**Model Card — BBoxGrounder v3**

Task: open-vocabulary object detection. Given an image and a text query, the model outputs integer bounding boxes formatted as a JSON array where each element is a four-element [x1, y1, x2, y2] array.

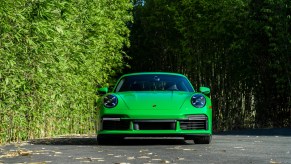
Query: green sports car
[[96, 72, 212, 144]]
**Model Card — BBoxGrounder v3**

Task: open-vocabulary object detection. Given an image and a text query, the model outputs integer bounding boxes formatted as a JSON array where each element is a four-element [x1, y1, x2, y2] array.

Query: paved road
[[0, 128, 290, 164]]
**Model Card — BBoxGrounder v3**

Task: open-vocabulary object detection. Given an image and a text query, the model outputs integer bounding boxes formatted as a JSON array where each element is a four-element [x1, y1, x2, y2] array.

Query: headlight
[[103, 94, 118, 108], [191, 94, 206, 108]]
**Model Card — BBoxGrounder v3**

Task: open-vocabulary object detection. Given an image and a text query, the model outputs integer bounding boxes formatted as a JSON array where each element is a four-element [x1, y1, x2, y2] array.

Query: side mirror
[[199, 87, 210, 94], [97, 87, 108, 95]]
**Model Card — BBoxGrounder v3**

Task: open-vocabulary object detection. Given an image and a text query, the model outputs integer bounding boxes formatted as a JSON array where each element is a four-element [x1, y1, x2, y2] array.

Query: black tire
[[97, 135, 108, 145], [194, 135, 212, 144]]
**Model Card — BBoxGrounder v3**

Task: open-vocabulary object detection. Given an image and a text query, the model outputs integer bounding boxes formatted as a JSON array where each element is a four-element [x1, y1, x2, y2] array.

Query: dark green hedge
[[128, 0, 291, 130]]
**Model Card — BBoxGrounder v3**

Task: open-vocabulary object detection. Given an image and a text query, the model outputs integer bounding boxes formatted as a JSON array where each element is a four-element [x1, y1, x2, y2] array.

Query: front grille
[[102, 120, 130, 130], [133, 120, 176, 130], [180, 115, 208, 130]]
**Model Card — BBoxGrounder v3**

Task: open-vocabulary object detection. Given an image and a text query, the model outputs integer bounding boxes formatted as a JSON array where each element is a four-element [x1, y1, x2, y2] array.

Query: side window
[[115, 79, 125, 92]]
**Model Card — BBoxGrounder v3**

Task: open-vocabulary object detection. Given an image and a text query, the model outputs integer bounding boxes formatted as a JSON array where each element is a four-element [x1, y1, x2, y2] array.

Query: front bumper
[[97, 115, 212, 136]]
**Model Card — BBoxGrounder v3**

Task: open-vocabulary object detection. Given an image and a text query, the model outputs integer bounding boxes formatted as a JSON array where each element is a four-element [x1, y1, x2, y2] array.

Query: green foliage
[[127, 0, 290, 130], [0, 0, 132, 144]]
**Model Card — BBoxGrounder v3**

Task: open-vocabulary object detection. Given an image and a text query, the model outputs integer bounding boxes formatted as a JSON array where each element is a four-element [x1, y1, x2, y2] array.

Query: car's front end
[[96, 72, 212, 144]]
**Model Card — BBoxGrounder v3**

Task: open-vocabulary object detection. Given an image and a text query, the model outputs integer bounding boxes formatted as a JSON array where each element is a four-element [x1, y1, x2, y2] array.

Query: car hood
[[116, 91, 192, 110]]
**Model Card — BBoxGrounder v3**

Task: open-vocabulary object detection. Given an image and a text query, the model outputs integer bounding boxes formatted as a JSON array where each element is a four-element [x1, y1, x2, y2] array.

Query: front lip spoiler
[[97, 134, 211, 138], [133, 120, 177, 123]]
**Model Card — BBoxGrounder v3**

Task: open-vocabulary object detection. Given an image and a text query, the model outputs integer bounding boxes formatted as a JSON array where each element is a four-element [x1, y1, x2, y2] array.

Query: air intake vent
[[133, 120, 176, 130], [180, 115, 208, 130], [102, 120, 130, 130]]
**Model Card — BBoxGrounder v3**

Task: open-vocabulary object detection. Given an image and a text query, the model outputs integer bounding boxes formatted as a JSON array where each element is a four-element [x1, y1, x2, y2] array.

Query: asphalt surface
[[0, 128, 290, 164]]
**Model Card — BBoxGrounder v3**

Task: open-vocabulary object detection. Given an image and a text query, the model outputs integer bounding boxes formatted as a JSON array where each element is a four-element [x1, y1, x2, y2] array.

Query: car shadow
[[100, 138, 190, 146], [216, 128, 291, 136], [29, 137, 190, 146]]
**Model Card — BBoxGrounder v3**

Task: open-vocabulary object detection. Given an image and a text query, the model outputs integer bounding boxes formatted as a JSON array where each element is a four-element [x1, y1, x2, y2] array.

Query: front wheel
[[194, 135, 212, 144], [97, 135, 108, 145]]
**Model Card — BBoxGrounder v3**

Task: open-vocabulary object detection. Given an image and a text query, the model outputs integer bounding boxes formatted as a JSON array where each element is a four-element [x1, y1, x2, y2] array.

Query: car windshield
[[114, 74, 194, 92]]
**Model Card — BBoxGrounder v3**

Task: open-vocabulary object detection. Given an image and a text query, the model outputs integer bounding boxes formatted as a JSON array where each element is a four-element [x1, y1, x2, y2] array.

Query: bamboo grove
[[127, 0, 291, 131], [0, 0, 290, 144], [0, 0, 132, 144]]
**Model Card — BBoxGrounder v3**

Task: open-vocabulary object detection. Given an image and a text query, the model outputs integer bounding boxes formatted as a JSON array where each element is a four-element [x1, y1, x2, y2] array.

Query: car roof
[[120, 72, 187, 78]]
